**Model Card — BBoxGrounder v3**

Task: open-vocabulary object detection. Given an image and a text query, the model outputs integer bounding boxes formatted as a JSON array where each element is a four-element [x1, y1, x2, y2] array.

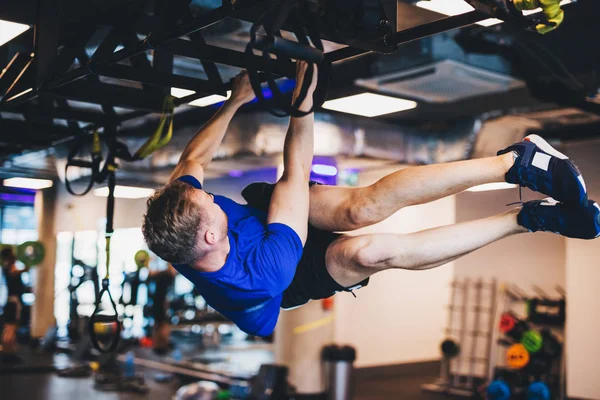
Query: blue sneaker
[[498, 134, 588, 206], [518, 198, 600, 239]]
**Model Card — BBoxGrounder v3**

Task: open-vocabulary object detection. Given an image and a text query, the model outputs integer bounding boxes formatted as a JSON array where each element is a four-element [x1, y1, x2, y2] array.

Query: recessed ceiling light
[[322, 93, 417, 117], [171, 87, 231, 107], [93, 185, 155, 199], [311, 164, 338, 176], [3, 177, 53, 190], [0, 20, 30, 48]]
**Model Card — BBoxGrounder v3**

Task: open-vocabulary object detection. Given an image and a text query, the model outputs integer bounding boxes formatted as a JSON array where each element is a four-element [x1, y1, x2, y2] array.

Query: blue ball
[[487, 380, 511, 400], [528, 381, 551, 400]]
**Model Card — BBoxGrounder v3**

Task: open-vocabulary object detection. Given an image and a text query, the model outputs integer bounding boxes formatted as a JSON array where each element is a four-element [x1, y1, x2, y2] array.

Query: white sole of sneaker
[[524, 134, 568, 160]]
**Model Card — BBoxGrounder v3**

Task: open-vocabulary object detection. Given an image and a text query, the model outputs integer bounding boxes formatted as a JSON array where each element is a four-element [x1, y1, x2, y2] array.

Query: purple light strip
[[0, 193, 36, 204]]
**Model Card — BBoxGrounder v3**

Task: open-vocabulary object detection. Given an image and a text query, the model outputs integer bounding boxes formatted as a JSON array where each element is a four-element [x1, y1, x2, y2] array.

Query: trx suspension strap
[[464, 0, 566, 34], [64, 98, 174, 354], [89, 127, 121, 354], [65, 96, 174, 196], [512, 0, 565, 34], [245, 0, 330, 117]]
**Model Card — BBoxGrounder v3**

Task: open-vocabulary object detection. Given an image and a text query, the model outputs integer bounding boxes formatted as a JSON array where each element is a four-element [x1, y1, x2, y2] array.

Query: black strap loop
[[245, 0, 330, 118], [64, 133, 103, 196], [89, 278, 121, 354]]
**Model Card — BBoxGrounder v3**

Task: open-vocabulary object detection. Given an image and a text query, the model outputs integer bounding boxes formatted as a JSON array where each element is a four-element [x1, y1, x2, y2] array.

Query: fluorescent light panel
[[415, 0, 501, 26], [94, 185, 155, 199], [171, 87, 231, 107], [312, 164, 338, 176], [0, 20, 30, 48], [415, 0, 571, 27], [466, 182, 517, 192], [322, 93, 417, 117], [3, 177, 53, 190]]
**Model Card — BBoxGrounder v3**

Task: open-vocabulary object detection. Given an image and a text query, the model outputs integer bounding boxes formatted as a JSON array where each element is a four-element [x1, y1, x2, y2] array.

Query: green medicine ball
[[134, 250, 150, 269], [17, 241, 45, 267], [521, 330, 543, 353]]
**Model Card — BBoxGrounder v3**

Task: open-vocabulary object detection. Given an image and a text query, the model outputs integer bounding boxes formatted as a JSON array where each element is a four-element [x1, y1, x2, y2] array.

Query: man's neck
[[191, 236, 230, 273]]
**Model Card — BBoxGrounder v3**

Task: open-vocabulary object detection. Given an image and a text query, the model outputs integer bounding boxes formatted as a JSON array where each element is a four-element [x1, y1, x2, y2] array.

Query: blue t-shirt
[[172, 176, 303, 336]]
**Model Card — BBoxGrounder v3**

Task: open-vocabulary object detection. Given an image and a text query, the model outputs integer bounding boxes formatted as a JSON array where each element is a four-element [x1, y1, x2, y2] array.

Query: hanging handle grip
[[89, 278, 121, 354]]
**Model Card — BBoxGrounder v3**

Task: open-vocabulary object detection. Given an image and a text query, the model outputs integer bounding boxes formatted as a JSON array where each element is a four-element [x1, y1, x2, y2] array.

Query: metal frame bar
[[384, 10, 487, 47], [0, 53, 31, 97], [325, 11, 488, 63], [178, 4, 224, 86], [44, 3, 257, 90], [48, 80, 165, 111], [164, 39, 296, 77], [1, 1, 497, 143], [34, 0, 62, 88], [99, 64, 224, 95]]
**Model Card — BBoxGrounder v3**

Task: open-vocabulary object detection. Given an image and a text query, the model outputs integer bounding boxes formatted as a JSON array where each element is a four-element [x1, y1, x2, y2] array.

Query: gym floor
[[0, 339, 447, 399], [0, 368, 444, 400]]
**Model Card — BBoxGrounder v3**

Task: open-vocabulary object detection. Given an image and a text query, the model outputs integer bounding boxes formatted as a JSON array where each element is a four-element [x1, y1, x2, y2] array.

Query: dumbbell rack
[[422, 278, 498, 397], [490, 285, 566, 400]]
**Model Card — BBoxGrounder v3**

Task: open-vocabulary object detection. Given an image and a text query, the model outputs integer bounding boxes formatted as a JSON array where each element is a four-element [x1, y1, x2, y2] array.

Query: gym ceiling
[[0, 0, 599, 181]]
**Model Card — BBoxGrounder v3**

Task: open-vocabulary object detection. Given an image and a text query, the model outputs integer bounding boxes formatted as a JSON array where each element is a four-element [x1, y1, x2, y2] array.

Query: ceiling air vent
[[356, 59, 525, 103]]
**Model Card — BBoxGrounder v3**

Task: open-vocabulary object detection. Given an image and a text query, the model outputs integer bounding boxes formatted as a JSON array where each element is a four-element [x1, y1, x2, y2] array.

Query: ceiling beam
[[48, 80, 165, 111], [45, 4, 244, 90], [164, 39, 296, 78], [99, 64, 224, 95]]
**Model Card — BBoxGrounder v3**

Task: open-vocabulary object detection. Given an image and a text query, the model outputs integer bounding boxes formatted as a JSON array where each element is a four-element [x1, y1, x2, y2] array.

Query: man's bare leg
[[324, 208, 527, 287], [309, 153, 515, 232]]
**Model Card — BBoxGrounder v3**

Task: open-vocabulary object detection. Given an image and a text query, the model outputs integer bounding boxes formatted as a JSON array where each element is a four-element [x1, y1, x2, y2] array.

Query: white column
[[31, 185, 57, 338], [275, 300, 335, 394]]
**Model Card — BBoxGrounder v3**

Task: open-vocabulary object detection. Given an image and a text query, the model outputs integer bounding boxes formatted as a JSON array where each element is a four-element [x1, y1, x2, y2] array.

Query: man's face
[[192, 190, 228, 240]]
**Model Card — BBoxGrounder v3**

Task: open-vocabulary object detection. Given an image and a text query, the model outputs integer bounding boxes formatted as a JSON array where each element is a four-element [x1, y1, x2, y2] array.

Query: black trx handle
[[245, 0, 330, 118], [89, 279, 121, 354], [65, 132, 103, 196], [64, 99, 172, 196], [89, 149, 121, 353]]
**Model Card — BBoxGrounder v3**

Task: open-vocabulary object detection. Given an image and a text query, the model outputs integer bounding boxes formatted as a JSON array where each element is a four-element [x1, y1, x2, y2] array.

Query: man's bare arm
[[267, 62, 318, 244], [169, 71, 255, 183]]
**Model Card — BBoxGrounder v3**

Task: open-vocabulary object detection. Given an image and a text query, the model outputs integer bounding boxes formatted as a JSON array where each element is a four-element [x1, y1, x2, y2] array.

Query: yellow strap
[[514, 0, 540, 10], [105, 235, 111, 280], [156, 114, 173, 148], [514, 0, 564, 34], [92, 130, 101, 154], [134, 96, 174, 160]]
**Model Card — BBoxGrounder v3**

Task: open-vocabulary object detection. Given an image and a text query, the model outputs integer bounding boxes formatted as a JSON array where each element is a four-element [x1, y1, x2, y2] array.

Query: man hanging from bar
[[142, 62, 599, 337]]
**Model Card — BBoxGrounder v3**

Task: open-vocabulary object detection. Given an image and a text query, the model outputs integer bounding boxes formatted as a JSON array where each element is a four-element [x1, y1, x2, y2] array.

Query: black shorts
[[241, 182, 369, 310]]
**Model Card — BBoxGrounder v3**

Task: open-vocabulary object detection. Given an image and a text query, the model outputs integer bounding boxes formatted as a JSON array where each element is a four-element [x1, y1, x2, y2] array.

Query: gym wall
[[454, 138, 600, 398], [454, 188, 566, 291], [563, 139, 600, 400], [54, 186, 149, 233], [335, 166, 456, 368], [453, 187, 566, 378]]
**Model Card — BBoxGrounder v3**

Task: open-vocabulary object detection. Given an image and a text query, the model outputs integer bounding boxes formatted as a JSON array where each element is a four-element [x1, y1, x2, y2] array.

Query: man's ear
[[204, 229, 218, 245]]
